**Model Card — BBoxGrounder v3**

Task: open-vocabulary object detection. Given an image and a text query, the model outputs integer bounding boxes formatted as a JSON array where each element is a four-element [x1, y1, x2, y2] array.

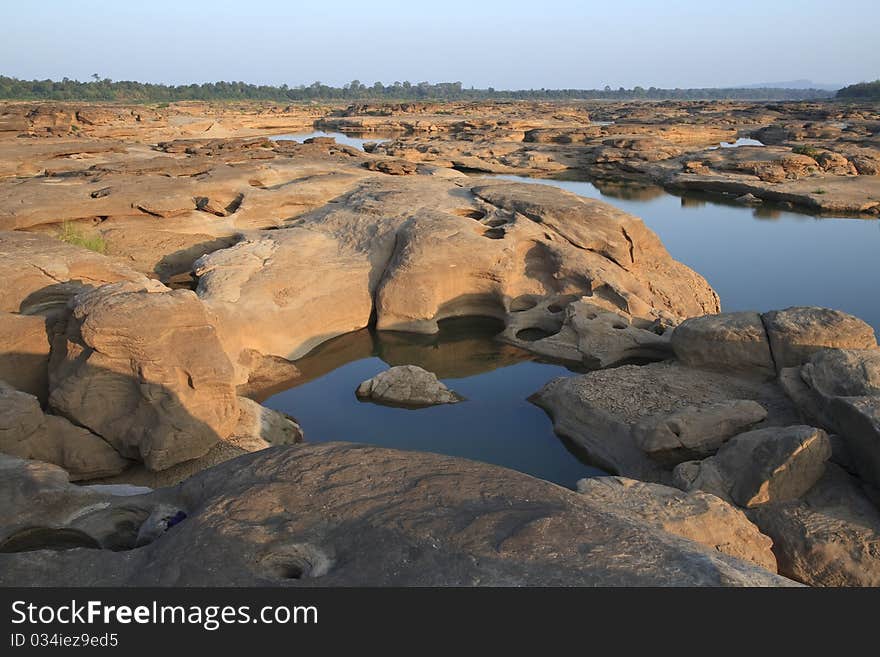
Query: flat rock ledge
[[0, 446, 793, 587], [356, 365, 463, 407]]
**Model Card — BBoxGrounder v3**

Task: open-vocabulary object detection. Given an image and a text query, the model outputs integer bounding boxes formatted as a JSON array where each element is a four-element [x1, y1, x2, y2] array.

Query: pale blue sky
[[3, 0, 877, 89]]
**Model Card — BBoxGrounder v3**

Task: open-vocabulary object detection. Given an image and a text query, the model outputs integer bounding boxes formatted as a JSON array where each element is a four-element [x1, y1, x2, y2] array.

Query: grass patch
[[812, 189, 827, 195], [56, 221, 107, 253], [792, 144, 821, 159]]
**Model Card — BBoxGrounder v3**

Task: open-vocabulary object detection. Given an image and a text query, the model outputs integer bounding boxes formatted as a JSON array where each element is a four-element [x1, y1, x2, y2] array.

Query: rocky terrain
[[1, 99, 878, 587]]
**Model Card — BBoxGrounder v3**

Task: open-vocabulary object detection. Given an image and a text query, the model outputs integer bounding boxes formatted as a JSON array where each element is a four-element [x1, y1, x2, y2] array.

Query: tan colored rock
[[0, 231, 147, 315], [577, 476, 777, 572], [0, 381, 127, 480], [48, 281, 238, 471], [749, 465, 880, 586], [0, 312, 51, 400], [194, 228, 374, 379], [502, 299, 672, 367], [633, 399, 768, 466], [763, 307, 877, 372], [674, 425, 831, 507], [671, 311, 775, 379], [356, 365, 463, 407], [530, 361, 799, 481], [0, 444, 796, 586]]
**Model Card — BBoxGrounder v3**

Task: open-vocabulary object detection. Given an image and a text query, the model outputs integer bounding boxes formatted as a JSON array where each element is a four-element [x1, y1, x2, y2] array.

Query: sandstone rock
[[194, 228, 374, 379], [801, 348, 880, 398], [356, 365, 463, 407], [0, 312, 50, 400], [0, 444, 795, 586], [503, 299, 672, 368], [671, 311, 775, 379], [577, 476, 777, 571], [0, 453, 177, 552], [674, 425, 831, 507], [0, 231, 147, 315], [763, 307, 877, 372], [233, 396, 303, 446], [749, 465, 880, 586], [829, 396, 880, 489], [0, 381, 127, 480], [633, 399, 767, 466], [48, 281, 238, 471], [530, 361, 799, 481]]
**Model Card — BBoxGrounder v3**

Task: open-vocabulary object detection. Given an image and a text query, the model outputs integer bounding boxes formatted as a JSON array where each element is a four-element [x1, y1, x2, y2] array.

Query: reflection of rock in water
[[680, 196, 707, 209], [255, 318, 536, 399], [590, 179, 667, 202]]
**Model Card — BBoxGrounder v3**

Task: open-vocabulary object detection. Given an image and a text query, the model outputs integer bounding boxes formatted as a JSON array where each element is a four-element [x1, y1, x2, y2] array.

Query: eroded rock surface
[[0, 445, 794, 586], [577, 476, 777, 572]]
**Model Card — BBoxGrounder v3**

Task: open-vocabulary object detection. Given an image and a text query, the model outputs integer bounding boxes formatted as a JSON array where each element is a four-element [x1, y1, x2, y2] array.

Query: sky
[[3, 0, 878, 89]]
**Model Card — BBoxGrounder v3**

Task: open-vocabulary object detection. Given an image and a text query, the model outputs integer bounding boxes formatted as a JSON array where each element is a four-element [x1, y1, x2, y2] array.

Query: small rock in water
[[356, 365, 463, 408]]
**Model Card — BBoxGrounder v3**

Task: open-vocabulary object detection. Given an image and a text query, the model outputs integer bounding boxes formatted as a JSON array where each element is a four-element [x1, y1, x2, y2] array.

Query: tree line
[[0, 75, 836, 103], [836, 80, 880, 100]]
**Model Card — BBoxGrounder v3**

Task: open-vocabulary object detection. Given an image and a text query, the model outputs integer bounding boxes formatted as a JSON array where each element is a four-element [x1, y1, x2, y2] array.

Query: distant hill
[[741, 79, 842, 91], [836, 80, 880, 100]]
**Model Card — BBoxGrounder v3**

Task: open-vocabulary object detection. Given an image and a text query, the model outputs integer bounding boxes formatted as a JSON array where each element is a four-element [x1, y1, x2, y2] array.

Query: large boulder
[[749, 465, 880, 586], [577, 476, 777, 572], [356, 365, 463, 407], [0, 444, 795, 586], [48, 281, 238, 471], [194, 228, 374, 381], [530, 361, 800, 481], [763, 307, 877, 372], [671, 311, 775, 379], [673, 425, 831, 507], [778, 349, 880, 488], [0, 381, 127, 480]]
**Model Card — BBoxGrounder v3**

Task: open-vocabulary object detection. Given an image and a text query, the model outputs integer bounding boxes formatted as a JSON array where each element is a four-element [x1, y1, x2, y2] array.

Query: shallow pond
[[269, 130, 397, 150], [261, 319, 604, 488]]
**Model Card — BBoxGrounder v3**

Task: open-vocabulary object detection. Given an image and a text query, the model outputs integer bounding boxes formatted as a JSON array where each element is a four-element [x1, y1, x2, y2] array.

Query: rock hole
[[612, 321, 628, 330], [0, 527, 101, 553], [485, 218, 507, 228], [483, 227, 505, 239], [516, 327, 554, 342], [547, 295, 581, 313], [257, 543, 332, 581], [453, 208, 487, 220], [510, 295, 540, 312]]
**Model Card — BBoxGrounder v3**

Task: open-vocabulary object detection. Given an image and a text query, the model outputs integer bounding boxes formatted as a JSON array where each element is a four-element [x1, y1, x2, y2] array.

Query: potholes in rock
[[483, 227, 506, 240], [485, 218, 508, 228], [510, 295, 541, 312], [0, 527, 101, 553], [547, 295, 581, 314], [257, 543, 333, 581], [516, 327, 555, 342], [453, 208, 487, 220]]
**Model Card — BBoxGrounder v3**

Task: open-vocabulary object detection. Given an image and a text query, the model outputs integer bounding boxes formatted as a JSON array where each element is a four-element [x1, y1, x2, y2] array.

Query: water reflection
[[269, 130, 400, 150], [261, 318, 604, 488]]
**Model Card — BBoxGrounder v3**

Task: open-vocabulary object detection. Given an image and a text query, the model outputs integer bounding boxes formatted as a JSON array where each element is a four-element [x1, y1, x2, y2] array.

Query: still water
[[269, 130, 396, 150], [262, 140, 878, 486], [262, 319, 604, 488]]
